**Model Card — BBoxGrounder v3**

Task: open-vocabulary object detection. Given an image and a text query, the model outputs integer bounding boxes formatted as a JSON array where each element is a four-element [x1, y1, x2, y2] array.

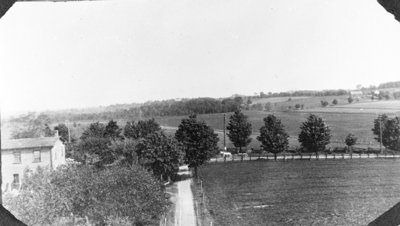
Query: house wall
[[51, 139, 66, 168], [1, 147, 52, 193]]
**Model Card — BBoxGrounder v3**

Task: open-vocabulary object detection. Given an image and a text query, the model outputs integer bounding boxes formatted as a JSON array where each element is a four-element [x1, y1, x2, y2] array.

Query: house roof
[[1, 137, 59, 150]]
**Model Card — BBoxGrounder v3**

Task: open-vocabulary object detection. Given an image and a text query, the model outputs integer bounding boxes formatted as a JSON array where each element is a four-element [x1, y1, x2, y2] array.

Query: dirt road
[[174, 169, 196, 226]]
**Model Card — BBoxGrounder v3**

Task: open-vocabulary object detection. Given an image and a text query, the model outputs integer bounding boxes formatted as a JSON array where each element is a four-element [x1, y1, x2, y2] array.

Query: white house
[[1, 134, 66, 193], [350, 90, 363, 98]]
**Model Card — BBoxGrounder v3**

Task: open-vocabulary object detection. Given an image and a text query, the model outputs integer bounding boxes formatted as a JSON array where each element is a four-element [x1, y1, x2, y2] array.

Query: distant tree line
[[259, 89, 348, 98], [8, 97, 245, 123], [378, 81, 400, 89]]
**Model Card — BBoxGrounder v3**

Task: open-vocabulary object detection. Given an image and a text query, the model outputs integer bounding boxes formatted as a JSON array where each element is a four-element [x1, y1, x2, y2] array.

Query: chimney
[[55, 130, 59, 138]]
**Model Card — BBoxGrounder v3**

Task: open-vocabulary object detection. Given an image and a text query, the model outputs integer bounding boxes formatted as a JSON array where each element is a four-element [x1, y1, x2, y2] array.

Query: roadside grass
[[198, 160, 400, 226]]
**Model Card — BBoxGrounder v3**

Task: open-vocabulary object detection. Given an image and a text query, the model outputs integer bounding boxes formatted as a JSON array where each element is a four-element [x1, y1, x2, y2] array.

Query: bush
[[348, 97, 354, 103], [332, 99, 338, 105], [4, 165, 168, 226], [320, 101, 329, 107]]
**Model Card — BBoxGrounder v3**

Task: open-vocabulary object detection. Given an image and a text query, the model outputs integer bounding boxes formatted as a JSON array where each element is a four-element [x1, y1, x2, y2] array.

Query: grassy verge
[[191, 177, 214, 226]]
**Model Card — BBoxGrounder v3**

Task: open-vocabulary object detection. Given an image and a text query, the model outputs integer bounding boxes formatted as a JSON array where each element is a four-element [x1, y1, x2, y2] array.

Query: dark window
[[12, 174, 20, 190], [33, 150, 41, 162], [13, 151, 21, 164]]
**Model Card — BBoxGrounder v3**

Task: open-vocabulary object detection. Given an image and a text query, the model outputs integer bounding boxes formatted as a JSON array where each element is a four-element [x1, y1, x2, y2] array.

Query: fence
[[210, 152, 400, 163], [192, 178, 214, 226]]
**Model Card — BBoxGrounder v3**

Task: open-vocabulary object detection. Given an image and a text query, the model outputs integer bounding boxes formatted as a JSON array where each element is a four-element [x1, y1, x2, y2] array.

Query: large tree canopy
[[175, 114, 219, 177]]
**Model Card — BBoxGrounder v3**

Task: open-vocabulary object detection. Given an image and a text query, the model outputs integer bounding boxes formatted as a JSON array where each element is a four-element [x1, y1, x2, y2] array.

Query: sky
[[0, 0, 400, 116]]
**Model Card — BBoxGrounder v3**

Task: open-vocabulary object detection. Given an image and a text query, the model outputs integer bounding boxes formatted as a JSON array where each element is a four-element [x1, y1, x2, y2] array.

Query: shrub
[[321, 101, 329, 107], [332, 99, 338, 105], [348, 97, 354, 103]]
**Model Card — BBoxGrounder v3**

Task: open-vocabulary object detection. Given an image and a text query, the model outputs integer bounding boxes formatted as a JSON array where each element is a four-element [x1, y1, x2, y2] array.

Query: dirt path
[[174, 169, 196, 226]]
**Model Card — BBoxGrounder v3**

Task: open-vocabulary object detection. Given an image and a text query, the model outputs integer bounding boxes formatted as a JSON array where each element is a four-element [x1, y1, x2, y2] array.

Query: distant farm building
[[349, 90, 363, 98], [1, 134, 66, 193]]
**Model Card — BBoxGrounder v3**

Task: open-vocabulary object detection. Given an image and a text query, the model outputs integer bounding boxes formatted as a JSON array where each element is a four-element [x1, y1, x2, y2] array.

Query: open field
[[198, 160, 400, 226], [305, 100, 400, 114], [251, 95, 353, 111]]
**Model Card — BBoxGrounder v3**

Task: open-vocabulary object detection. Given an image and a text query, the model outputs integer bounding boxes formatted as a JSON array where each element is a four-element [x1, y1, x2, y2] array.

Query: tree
[[321, 100, 329, 107], [75, 137, 111, 166], [124, 119, 161, 139], [104, 120, 123, 141], [345, 133, 357, 153], [4, 165, 168, 226], [257, 115, 289, 160], [80, 122, 106, 140], [264, 102, 273, 112], [136, 131, 182, 181], [298, 114, 331, 155], [348, 96, 354, 103], [175, 114, 219, 177], [54, 123, 71, 143], [136, 118, 161, 138], [332, 99, 338, 105], [11, 113, 53, 139], [372, 114, 400, 151], [227, 110, 252, 153], [108, 139, 139, 166]]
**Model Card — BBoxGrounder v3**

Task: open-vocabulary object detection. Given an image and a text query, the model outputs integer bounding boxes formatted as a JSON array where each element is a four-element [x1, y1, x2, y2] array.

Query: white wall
[[1, 147, 51, 193]]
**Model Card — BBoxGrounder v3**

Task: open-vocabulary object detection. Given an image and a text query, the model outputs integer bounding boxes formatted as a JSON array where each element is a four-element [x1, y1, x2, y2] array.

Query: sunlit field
[[198, 160, 400, 226]]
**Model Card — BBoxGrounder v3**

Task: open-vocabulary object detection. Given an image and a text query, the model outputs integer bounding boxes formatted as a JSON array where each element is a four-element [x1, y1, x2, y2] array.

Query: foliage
[[4, 165, 168, 226], [332, 99, 338, 105], [372, 114, 400, 151], [345, 133, 357, 147], [75, 137, 112, 166], [124, 118, 161, 139], [321, 100, 329, 107], [54, 123, 73, 143], [80, 122, 106, 140], [298, 114, 331, 154], [175, 114, 219, 177], [227, 110, 252, 152], [378, 81, 400, 89], [257, 115, 289, 159], [136, 131, 182, 180], [104, 120, 123, 141], [11, 113, 53, 139], [348, 97, 354, 103], [378, 91, 391, 100], [108, 139, 139, 166]]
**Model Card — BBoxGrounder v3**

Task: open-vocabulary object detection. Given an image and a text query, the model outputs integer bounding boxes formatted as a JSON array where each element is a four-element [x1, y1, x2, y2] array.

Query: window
[[33, 150, 41, 162], [13, 151, 21, 164], [12, 174, 20, 190]]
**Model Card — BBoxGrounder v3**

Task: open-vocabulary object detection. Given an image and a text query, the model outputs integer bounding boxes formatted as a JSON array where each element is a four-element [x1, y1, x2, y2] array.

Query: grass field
[[198, 160, 400, 226]]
